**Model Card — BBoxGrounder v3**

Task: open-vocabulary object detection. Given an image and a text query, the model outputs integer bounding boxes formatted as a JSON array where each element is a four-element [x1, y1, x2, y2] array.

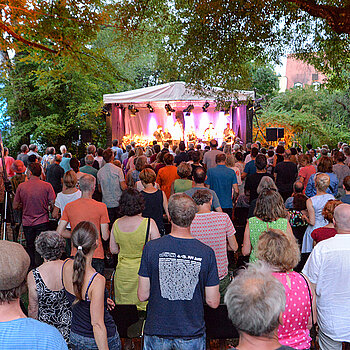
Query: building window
[[312, 73, 319, 81], [294, 82, 303, 88]]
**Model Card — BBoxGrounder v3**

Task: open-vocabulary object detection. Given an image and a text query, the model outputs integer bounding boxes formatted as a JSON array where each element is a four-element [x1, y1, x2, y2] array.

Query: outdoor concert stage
[[103, 82, 254, 146]]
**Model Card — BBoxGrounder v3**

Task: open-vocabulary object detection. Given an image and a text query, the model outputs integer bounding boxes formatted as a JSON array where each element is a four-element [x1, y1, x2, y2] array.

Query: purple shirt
[[14, 177, 55, 226]]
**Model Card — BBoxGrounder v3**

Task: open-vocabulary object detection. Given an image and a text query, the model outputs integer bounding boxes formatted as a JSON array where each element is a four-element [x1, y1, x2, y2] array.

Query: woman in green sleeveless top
[[171, 162, 193, 194], [109, 189, 160, 311], [242, 189, 293, 262]]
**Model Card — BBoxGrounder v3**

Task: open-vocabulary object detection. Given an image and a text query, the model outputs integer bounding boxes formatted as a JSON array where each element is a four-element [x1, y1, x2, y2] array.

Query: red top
[[298, 165, 316, 193], [311, 227, 337, 244], [14, 177, 55, 226], [4, 156, 15, 178]]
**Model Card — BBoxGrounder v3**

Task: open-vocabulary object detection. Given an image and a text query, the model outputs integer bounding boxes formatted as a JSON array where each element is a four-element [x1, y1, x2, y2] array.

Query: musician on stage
[[153, 125, 164, 142], [223, 123, 235, 143], [203, 122, 216, 141], [163, 128, 172, 142], [187, 126, 197, 142]]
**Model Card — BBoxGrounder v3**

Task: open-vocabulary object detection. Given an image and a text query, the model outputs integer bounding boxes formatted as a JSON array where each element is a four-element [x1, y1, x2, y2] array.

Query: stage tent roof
[[103, 81, 254, 104]]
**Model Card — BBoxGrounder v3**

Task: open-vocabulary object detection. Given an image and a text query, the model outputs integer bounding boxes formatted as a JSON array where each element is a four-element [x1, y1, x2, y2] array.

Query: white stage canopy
[[103, 81, 254, 104]]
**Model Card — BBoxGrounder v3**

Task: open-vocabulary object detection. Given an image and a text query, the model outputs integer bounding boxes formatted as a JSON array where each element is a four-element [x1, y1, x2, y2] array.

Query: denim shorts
[[143, 334, 206, 350], [70, 331, 121, 350]]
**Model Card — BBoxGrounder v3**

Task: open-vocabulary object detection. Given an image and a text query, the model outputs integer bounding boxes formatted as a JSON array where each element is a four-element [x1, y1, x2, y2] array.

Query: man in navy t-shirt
[[206, 153, 238, 220], [138, 193, 220, 349]]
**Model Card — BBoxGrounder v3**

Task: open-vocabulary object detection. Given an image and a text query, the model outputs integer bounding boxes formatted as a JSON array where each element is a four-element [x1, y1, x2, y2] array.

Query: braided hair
[[71, 221, 98, 302]]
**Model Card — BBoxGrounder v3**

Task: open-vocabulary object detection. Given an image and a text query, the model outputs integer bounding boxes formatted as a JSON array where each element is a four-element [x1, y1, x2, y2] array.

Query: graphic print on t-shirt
[[159, 252, 202, 301]]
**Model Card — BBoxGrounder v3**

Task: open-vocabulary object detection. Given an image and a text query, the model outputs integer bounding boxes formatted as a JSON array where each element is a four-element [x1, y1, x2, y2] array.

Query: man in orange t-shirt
[[57, 174, 109, 274], [156, 153, 179, 199]]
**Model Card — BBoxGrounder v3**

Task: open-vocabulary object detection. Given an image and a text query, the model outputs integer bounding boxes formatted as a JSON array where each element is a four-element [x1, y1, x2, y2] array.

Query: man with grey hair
[[303, 203, 350, 350], [284, 180, 305, 209], [57, 174, 109, 274], [80, 144, 99, 170], [190, 189, 238, 302], [46, 154, 64, 194], [138, 193, 220, 349], [80, 154, 98, 179], [225, 262, 294, 350], [0, 241, 67, 349]]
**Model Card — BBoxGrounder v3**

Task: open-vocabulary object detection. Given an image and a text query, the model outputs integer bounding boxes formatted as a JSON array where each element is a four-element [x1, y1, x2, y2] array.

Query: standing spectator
[[52, 170, 81, 230], [109, 189, 160, 312], [156, 153, 179, 199], [94, 147, 104, 169], [46, 155, 64, 194], [28, 144, 40, 158], [42, 147, 55, 172], [244, 143, 258, 163], [13, 163, 55, 268], [344, 145, 350, 166], [149, 144, 160, 163], [62, 222, 121, 349], [284, 181, 304, 209], [126, 147, 143, 173], [0, 241, 68, 350], [17, 144, 29, 166], [305, 156, 338, 197], [191, 189, 238, 302], [174, 141, 189, 165], [225, 262, 295, 350], [273, 144, 285, 168], [332, 151, 350, 198], [241, 147, 258, 180], [60, 153, 72, 173], [4, 147, 15, 178], [256, 230, 316, 349], [225, 154, 242, 189], [245, 154, 274, 203], [298, 154, 316, 193], [302, 173, 335, 254], [303, 204, 350, 350], [185, 167, 222, 212], [80, 144, 99, 170], [341, 175, 350, 204], [27, 231, 72, 344], [311, 199, 342, 244], [97, 149, 127, 225], [171, 162, 193, 194], [203, 139, 224, 170], [111, 139, 123, 162], [206, 153, 238, 219], [140, 168, 169, 236], [274, 149, 298, 201], [189, 150, 203, 178], [80, 154, 98, 179], [69, 158, 84, 184], [138, 194, 220, 349], [242, 188, 293, 262], [57, 174, 110, 274], [60, 145, 67, 156]]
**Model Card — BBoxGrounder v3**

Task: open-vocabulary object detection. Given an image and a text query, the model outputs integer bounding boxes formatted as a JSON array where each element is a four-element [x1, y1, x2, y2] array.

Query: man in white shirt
[[302, 203, 350, 350]]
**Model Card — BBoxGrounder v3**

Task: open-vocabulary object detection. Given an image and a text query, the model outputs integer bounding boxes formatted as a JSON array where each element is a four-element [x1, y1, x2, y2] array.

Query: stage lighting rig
[[147, 104, 154, 113], [183, 104, 194, 116], [165, 104, 175, 115], [202, 102, 210, 112], [128, 105, 139, 117]]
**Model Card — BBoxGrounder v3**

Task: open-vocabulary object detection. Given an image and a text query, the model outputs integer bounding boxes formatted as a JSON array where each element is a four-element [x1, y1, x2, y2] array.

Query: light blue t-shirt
[[206, 165, 238, 209], [60, 157, 71, 173], [0, 318, 68, 350]]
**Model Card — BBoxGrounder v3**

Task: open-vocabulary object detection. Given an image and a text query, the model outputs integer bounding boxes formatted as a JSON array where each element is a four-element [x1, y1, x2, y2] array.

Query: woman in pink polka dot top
[[256, 229, 317, 350]]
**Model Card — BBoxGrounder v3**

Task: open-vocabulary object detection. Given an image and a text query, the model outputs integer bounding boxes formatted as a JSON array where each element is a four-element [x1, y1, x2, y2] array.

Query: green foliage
[[255, 86, 350, 148]]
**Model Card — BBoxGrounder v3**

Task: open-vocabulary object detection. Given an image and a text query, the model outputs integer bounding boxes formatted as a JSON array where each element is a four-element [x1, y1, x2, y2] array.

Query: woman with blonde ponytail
[[62, 221, 120, 350]]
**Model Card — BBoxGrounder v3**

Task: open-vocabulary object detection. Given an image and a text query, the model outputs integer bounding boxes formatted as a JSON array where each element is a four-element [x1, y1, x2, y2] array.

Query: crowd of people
[[0, 137, 350, 350]]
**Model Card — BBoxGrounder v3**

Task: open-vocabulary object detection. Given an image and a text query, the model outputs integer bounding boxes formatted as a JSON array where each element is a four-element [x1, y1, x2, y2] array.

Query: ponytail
[[73, 247, 87, 302], [71, 221, 98, 303]]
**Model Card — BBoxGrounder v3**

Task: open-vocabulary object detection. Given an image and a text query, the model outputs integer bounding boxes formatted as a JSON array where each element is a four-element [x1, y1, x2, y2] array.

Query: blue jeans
[[70, 331, 121, 350], [143, 334, 206, 350]]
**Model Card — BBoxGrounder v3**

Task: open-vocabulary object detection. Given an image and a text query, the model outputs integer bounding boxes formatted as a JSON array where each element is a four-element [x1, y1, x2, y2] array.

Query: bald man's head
[[334, 204, 350, 233]]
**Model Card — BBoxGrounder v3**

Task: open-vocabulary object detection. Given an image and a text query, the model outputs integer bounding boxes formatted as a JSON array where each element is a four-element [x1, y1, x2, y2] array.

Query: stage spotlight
[[183, 104, 194, 113], [128, 105, 139, 117], [165, 104, 175, 115], [202, 102, 210, 112], [147, 104, 154, 113]]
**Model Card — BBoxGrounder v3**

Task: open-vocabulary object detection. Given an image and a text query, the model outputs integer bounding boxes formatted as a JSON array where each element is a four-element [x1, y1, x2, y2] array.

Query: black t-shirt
[[46, 163, 64, 194], [274, 161, 298, 193], [174, 152, 189, 165], [245, 172, 274, 203]]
